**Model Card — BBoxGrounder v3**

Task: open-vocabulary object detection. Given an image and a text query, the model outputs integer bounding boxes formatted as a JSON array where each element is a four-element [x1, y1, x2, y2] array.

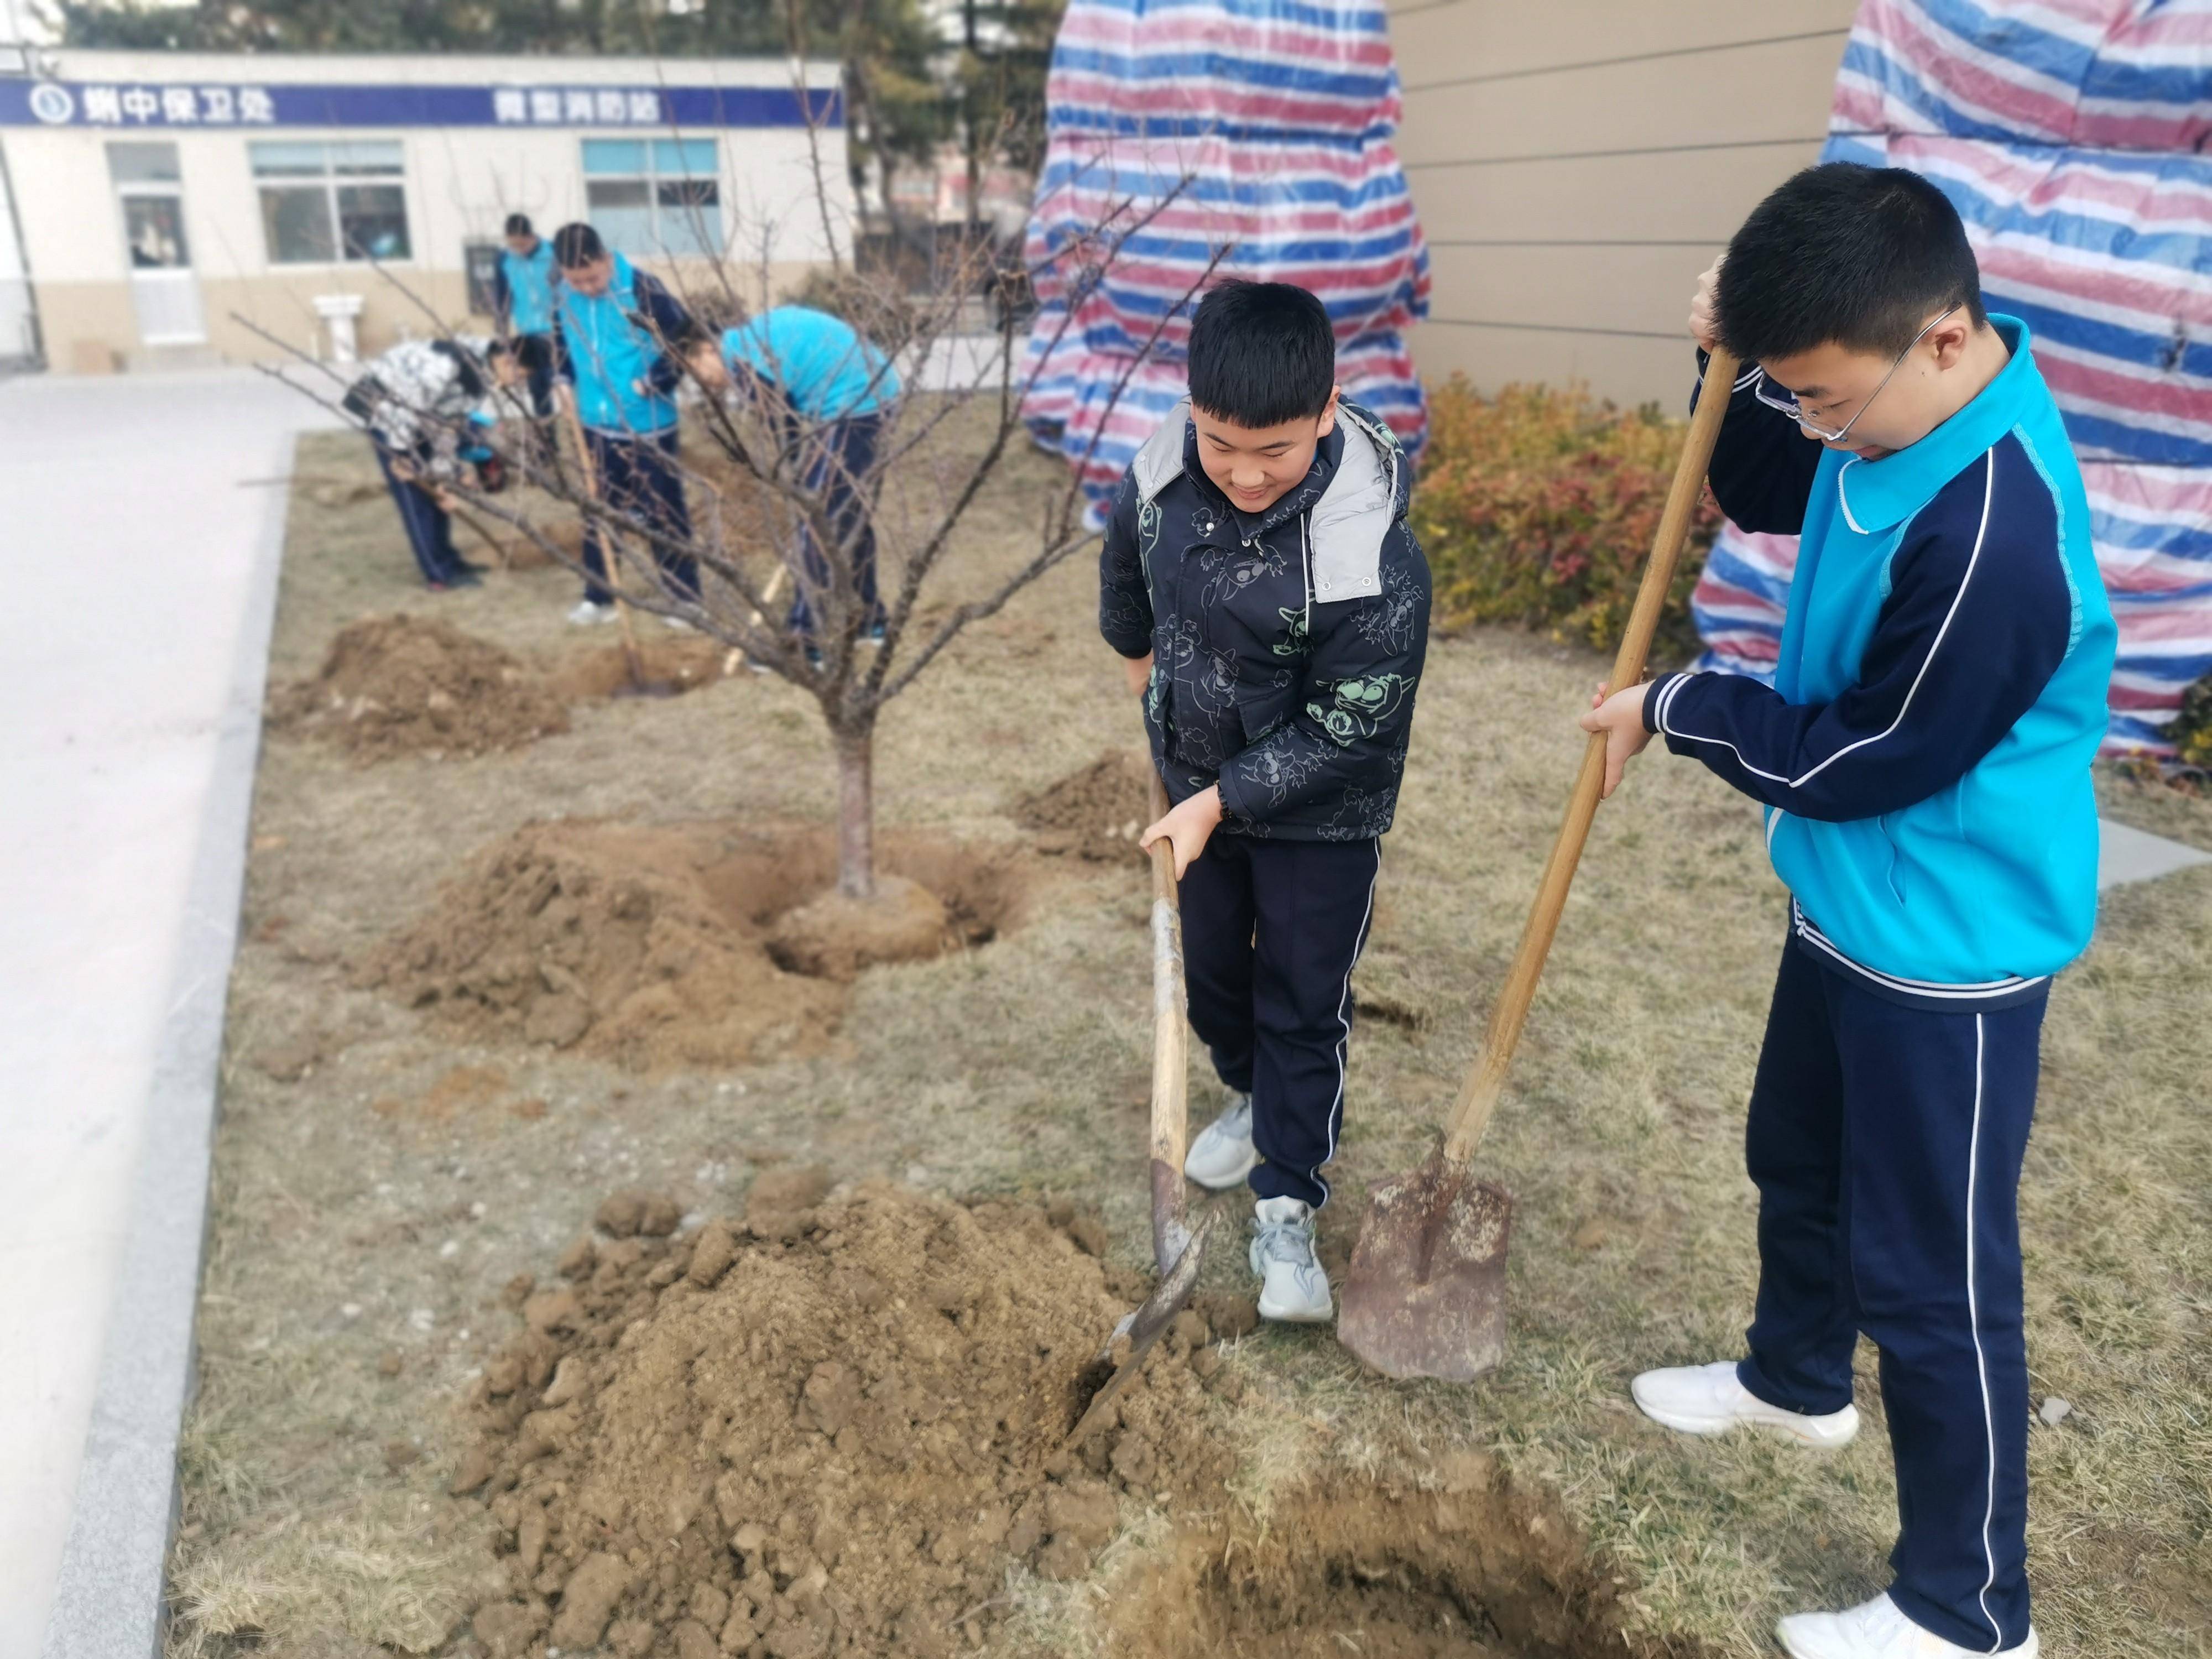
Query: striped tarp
[[1689, 0, 2212, 754], [1017, 0, 1431, 510]]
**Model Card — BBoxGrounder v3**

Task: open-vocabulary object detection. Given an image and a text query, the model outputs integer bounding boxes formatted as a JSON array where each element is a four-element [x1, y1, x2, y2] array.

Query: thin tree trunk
[[833, 724, 876, 900]]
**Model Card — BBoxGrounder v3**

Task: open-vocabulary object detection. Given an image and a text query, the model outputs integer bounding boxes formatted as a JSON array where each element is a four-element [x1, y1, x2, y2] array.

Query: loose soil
[[547, 637, 741, 703], [359, 818, 1030, 1071], [457, 1181, 1238, 1659], [271, 615, 739, 763], [1013, 749, 1156, 862], [270, 615, 571, 761]]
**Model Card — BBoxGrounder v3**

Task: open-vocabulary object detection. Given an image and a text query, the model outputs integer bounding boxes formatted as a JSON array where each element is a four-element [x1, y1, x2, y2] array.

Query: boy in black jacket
[[1100, 281, 1431, 1323]]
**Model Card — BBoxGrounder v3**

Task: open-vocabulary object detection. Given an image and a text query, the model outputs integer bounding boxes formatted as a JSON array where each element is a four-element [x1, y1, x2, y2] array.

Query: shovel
[[562, 399, 679, 698], [1068, 774, 1217, 1444], [1337, 346, 1741, 1383]]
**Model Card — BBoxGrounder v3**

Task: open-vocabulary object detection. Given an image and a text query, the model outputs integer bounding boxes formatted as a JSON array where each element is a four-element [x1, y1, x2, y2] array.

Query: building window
[[582, 139, 721, 259], [250, 140, 411, 265]]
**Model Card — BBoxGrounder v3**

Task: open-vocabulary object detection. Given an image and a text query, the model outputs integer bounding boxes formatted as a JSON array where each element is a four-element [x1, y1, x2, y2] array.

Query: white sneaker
[[1250, 1197, 1332, 1323], [1630, 1360, 1859, 1448], [567, 600, 617, 626], [1778, 1593, 2037, 1658], [1184, 1094, 1257, 1190]]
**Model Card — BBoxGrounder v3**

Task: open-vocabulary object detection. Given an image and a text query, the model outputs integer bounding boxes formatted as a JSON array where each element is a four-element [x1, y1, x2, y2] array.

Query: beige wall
[[1391, 0, 1860, 407]]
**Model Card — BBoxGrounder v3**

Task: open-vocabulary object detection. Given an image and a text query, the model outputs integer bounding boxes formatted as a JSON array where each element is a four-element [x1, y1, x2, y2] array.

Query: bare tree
[[269, 119, 1217, 907]]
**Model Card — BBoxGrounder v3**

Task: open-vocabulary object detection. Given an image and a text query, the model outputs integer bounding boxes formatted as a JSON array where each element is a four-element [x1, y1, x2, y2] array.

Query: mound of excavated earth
[[455, 1178, 1248, 1658], [1014, 750, 1156, 861], [269, 614, 570, 760]]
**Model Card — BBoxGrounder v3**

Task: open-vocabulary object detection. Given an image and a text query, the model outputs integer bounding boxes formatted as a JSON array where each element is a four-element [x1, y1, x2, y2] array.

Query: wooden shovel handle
[[1145, 775, 1192, 1274], [561, 396, 646, 672], [1439, 348, 1739, 1169]]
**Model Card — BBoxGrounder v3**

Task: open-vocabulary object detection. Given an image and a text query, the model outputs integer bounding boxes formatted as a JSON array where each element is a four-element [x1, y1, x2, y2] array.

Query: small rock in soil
[[254, 1036, 322, 1083], [548, 1552, 632, 1648]]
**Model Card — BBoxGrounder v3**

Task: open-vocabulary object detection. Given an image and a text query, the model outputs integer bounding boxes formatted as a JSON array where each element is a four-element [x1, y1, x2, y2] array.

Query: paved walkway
[[0, 368, 336, 1659]]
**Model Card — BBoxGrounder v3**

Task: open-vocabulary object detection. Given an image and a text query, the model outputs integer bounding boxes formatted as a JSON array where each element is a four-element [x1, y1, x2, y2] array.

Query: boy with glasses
[[1582, 163, 2115, 1658]]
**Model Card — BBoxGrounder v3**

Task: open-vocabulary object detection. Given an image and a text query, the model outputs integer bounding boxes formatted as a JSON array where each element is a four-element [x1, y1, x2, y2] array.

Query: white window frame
[[581, 137, 724, 260], [249, 139, 415, 268]]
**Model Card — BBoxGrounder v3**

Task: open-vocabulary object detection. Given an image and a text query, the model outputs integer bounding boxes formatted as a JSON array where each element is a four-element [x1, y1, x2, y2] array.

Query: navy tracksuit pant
[[1741, 940, 2046, 1652], [374, 440, 466, 587], [784, 410, 887, 640], [1177, 832, 1379, 1209], [581, 427, 698, 607], [512, 331, 555, 420]]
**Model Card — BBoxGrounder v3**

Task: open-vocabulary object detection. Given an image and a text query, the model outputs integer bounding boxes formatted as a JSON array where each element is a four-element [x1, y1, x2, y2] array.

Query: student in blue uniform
[[492, 212, 557, 425], [1582, 163, 2116, 1659], [547, 222, 700, 624], [686, 304, 901, 644]]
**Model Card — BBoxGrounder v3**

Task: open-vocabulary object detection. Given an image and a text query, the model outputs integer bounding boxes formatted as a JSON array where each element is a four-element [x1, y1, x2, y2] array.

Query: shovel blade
[[1337, 1168, 1512, 1383], [1065, 1208, 1215, 1447]]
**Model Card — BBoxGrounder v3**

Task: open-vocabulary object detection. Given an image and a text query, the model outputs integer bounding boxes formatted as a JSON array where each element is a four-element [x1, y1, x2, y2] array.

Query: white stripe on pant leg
[[1312, 838, 1382, 1209], [1966, 1013, 2003, 1651]]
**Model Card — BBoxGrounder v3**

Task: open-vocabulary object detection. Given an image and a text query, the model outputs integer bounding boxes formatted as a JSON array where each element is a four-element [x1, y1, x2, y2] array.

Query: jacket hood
[[1129, 397, 1407, 603]]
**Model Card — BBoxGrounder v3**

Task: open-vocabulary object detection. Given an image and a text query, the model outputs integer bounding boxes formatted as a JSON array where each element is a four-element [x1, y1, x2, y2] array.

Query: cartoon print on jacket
[[1098, 399, 1432, 842]]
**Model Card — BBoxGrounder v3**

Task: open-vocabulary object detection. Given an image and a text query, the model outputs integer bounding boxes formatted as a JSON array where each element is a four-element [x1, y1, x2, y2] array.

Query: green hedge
[[1410, 376, 1723, 665]]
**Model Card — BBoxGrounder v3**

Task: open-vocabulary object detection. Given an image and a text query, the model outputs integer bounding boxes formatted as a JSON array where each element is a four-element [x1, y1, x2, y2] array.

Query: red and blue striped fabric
[[1017, 0, 1431, 511], [1691, 0, 2212, 753]]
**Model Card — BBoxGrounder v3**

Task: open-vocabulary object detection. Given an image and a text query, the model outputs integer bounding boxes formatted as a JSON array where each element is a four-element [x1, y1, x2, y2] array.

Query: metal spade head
[[1336, 1166, 1512, 1383], [1065, 1207, 1216, 1447]]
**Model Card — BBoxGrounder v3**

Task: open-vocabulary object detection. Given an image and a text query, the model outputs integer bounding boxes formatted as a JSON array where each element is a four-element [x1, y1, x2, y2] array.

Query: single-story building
[[0, 49, 851, 373]]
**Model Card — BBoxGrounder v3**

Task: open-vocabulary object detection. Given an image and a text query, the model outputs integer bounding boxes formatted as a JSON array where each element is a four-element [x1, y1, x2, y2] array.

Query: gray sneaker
[[1184, 1093, 1257, 1190], [1249, 1197, 1332, 1323]]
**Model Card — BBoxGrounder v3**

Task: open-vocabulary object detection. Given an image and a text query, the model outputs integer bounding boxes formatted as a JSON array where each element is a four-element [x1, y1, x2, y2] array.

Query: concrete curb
[[2099, 817, 2212, 890], [38, 437, 298, 1659]]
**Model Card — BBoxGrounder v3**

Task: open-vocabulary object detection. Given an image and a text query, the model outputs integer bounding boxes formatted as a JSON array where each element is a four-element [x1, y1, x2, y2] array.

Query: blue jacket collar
[[1833, 315, 2039, 535]]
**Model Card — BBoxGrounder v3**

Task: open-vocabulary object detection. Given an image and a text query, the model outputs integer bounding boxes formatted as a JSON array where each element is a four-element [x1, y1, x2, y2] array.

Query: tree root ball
[[765, 875, 951, 981]]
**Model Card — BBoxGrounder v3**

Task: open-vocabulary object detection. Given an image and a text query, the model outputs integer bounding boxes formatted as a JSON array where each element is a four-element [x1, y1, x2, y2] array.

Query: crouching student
[[347, 335, 517, 590], [1581, 163, 2116, 1659], [685, 303, 901, 645], [1100, 280, 1431, 1323], [548, 221, 700, 624]]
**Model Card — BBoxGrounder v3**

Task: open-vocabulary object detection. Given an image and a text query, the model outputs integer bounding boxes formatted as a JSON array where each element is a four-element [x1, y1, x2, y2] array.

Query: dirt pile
[[270, 614, 570, 760], [363, 821, 1031, 1070], [550, 635, 738, 702], [1015, 750, 1156, 860], [361, 821, 843, 1071], [455, 1180, 1241, 1659]]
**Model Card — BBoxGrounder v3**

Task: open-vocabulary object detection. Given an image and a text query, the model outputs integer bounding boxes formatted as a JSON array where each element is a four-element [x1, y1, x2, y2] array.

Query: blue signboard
[[0, 78, 841, 129]]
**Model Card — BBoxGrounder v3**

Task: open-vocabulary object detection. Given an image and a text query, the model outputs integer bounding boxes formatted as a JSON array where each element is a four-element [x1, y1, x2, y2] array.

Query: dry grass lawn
[[170, 419, 2212, 1658]]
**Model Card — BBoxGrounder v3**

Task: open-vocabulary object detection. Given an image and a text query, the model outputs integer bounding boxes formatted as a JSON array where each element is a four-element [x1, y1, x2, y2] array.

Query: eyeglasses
[[1751, 305, 1959, 444]]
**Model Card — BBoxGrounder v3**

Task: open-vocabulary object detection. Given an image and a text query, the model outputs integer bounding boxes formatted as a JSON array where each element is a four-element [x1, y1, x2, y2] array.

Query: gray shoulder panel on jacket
[[1310, 402, 1398, 603], [1133, 399, 1191, 503]]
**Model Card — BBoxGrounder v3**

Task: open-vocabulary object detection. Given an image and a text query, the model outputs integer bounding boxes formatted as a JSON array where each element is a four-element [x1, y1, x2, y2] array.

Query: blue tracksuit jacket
[[1645, 316, 2116, 1000], [550, 253, 691, 437], [494, 239, 556, 337]]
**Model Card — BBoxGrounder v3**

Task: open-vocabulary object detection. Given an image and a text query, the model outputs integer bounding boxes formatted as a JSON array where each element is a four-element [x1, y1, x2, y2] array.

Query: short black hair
[[551, 221, 605, 269], [504, 212, 534, 238], [1717, 163, 1986, 363], [1186, 280, 1335, 426]]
